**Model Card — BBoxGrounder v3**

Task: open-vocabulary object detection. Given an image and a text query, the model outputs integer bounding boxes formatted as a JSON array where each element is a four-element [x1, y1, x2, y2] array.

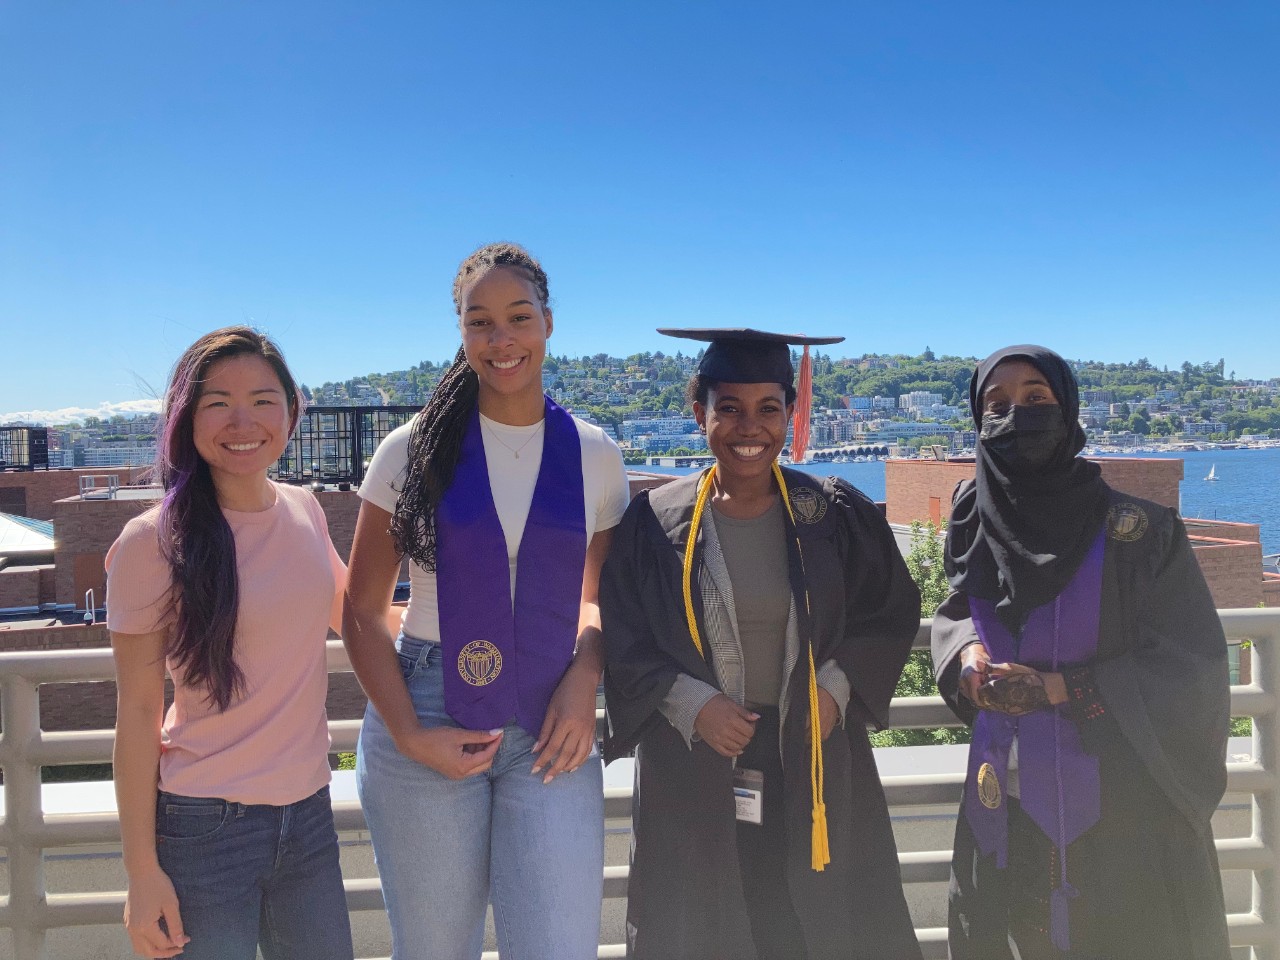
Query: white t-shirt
[[360, 411, 629, 641]]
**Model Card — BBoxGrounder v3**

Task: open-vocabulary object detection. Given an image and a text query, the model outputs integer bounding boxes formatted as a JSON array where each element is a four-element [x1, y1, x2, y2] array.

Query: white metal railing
[[76, 475, 119, 500], [1, 609, 1277, 959]]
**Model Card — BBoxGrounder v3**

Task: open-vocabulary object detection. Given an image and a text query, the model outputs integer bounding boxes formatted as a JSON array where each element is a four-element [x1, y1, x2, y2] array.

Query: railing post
[[1, 674, 48, 960], [1255, 622, 1280, 960]]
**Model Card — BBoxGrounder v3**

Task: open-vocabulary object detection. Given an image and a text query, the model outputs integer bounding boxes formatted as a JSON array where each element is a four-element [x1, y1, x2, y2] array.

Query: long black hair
[[389, 242, 550, 570], [156, 325, 301, 710]]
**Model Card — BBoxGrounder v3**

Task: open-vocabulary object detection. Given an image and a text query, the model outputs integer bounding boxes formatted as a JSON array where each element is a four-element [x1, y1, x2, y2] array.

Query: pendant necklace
[[482, 418, 545, 460]]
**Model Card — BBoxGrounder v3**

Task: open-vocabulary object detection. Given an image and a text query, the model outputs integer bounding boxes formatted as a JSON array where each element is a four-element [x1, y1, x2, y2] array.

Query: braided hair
[[390, 242, 551, 569]]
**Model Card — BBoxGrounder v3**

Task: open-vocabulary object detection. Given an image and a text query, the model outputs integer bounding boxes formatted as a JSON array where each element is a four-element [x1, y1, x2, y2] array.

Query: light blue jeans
[[357, 635, 604, 960]]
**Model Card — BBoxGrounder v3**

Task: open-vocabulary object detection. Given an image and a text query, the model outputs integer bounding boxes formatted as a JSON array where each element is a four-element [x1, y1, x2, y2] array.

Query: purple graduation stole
[[963, 531, 1105, 952], [435, 397, 586, 736]]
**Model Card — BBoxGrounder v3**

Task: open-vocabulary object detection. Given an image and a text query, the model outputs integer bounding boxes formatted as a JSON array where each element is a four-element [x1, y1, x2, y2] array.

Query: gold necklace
[[482, 418, 544, 459]]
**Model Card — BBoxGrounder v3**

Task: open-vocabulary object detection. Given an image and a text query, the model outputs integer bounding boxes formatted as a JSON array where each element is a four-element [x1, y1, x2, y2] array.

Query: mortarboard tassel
[[773, 462, 829, 871], [807, 642, 831, 871], [791, 345, 813, 464]]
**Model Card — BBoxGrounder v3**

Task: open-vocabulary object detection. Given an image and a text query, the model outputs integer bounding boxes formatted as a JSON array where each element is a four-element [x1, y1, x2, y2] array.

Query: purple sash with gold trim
[[964, 531, 1105, 951], [435, 397, 586, 736]]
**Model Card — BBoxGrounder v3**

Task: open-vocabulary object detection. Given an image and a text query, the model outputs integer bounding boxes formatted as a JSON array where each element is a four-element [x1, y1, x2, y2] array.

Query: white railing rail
[[76, 475, 120, 500], [1, 608, 1277, 959]]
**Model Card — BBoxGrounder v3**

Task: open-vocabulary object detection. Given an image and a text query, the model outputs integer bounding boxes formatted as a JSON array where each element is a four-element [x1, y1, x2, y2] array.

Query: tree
[[904, 520, 949, 616]]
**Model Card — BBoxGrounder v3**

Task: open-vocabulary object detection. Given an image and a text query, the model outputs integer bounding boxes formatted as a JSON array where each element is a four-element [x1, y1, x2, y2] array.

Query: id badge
[[733, 768, 764, 825]]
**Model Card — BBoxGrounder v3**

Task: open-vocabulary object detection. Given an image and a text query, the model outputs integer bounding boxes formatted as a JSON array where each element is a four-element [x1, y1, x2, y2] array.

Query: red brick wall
[[1184, 519, 1261, 543], [1189, 538, 1264, 608], [0, 622, 112, 650], [885, 457, 1184, 526], [314, 489, 361, 561], [0, 565, 49, 608], [1263, 573, 1280, 609], [53, 495, 159, 605], [0, 467, 148, 521], [1093, 458, 1183, 508], [315, 487, 411, 580], [884, 461, 974, 526]]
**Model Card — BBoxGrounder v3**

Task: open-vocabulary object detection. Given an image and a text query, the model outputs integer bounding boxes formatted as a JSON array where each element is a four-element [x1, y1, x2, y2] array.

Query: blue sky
[[2, 1, 1277, 422]]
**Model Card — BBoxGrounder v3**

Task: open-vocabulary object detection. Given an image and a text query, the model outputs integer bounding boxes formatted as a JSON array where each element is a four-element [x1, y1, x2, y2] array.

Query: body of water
[[639, 447, 1280, 556]]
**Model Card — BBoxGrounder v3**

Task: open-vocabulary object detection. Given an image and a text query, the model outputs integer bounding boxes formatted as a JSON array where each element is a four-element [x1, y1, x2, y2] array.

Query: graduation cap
[[658, 328, 845, 384]]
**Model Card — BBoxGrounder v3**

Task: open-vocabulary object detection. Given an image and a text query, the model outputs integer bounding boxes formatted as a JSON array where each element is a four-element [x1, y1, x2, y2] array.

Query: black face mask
[[980, 404, 1068, 471]]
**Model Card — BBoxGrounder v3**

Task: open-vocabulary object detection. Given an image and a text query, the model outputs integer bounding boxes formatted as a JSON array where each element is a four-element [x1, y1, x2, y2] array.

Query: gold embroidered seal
[[1106, 502, 1149, 542], [457, 640, 503, 687], [977, 762, 1002, 810], [788, 486, 828, 524]]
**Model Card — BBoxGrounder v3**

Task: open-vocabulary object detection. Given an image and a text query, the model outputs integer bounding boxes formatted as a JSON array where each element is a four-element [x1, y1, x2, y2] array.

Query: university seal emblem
[[977, 762, 1002, 810], [789, 486, 828, 525], [1106, 502, 1149, 542], [457, 640, 503, 687]]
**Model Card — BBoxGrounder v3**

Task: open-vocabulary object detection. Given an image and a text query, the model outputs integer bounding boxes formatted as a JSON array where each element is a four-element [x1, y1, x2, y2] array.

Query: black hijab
[[944, 345, 1110, 624]]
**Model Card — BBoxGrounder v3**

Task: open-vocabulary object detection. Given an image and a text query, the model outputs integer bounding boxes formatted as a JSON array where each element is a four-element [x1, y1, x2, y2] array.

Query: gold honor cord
[[680, 463, 831, 871]]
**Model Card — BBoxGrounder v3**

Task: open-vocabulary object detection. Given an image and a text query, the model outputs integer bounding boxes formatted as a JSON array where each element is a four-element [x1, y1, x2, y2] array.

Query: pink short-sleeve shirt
[[106, 482, 344, 805]]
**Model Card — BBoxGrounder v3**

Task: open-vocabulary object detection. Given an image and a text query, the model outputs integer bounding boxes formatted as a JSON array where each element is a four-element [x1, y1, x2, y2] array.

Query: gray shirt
[[712, 499, 791, 708]]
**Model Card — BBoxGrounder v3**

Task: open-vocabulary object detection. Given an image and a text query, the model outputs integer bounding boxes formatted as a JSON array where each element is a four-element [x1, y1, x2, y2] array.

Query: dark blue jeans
[[155, 785, 354, 960]]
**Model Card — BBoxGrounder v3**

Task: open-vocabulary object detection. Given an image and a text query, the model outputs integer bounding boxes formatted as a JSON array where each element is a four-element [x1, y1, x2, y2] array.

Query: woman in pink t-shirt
[[107, 326, 354, 960]]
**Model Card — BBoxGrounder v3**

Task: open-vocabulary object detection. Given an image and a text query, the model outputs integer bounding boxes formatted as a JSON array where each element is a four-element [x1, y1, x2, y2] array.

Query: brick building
[[0, 466, 148, 521], [884, 457, 1272, 609]]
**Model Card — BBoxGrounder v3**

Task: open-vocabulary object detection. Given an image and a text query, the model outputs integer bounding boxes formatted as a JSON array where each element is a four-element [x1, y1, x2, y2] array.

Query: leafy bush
[[870, 520, 971, 747]]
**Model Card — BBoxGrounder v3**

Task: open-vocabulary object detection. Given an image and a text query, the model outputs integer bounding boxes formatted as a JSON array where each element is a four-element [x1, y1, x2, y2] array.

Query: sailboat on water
[[1205, 464, 1220, 482]]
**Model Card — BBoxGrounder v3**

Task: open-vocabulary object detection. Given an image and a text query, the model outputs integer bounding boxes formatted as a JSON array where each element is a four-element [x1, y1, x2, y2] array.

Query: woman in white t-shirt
[[344, 243, 629, 960]]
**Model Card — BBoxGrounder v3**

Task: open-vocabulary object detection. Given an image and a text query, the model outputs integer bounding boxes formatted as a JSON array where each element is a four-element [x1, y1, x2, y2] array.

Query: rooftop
[[0, 512, 54, 553]]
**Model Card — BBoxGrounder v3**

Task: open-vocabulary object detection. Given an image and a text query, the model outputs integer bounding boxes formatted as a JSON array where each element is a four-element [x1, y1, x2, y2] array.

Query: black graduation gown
[[933, 487, 1232, 960], [602, 469, 924, 960]]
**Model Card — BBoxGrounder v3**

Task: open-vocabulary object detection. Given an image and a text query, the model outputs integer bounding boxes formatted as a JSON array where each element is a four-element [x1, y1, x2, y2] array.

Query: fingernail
[[530, 764, 542, 774], [543, 774, 554, 784], [489, 729, 503, 736]]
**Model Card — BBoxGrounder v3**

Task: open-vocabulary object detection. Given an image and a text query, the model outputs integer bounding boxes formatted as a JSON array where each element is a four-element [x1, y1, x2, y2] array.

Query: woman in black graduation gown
[[601, 328, 924, 960], [932, 345, 1231, 960]]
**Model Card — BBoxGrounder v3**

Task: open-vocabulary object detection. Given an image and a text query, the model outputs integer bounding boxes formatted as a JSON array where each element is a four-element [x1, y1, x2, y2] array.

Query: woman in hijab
[[932, 345, 1231, 960]]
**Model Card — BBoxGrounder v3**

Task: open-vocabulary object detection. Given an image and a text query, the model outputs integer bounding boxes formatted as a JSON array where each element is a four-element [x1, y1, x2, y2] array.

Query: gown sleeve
[[601, 493, 688, 761], [828, 479, 922, 729], [931, 588, 981, 726], [1091, 509, 1231, 829]]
